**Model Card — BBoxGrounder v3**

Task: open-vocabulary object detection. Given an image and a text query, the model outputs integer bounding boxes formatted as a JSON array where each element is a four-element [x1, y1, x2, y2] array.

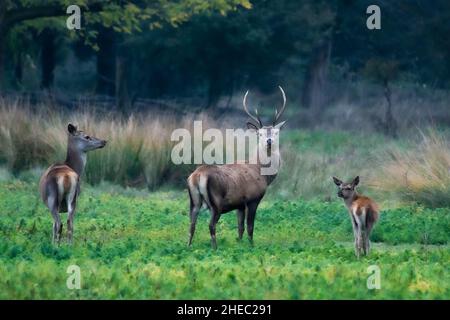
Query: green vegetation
[[0, 180, 448, 299], [0, 0, 448, 301], [0, 104, 448, 299]]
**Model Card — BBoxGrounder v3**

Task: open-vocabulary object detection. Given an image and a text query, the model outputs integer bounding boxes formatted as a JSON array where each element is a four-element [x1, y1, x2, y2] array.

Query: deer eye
[[85, 136, 91, 140]]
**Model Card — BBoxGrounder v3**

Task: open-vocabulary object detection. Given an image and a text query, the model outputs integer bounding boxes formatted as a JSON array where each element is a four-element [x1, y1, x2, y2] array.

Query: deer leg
[[365, 222, 373, 255], [360, 210, 368, 256], [356, 230, 362, 259], [349, 215, 358, 257], [364, 231, 370, 255], [237, 208, 245, 241], [188, 205, 200, 246], [350, 214, 358, 240], [47, 194, 62, 245], [246, 201, 259, 245], [67, 197, 77, 245], [353, 231, 359, 258], [187, 187, 203, 247], [209, 210, 221, 250], [52, 210, 62, 245], [352, 213, 362, 258], [361, 229, 367, 256]]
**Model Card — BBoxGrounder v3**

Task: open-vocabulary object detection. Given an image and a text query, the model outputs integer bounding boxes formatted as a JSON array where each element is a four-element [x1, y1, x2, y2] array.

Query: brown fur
[[39, 164, 79, 210], [187, 88, 287, 249], [351, 195, 379, 221], [188, 164, 268, 213], [333, 176, 380, 257], [187, 162, 273, 249], [39, 123, 106, 244]]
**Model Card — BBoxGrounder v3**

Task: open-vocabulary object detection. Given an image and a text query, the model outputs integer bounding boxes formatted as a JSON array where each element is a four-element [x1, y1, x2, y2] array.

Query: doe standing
[[39, 124, 107, 244], [332, 176, 379, 258]]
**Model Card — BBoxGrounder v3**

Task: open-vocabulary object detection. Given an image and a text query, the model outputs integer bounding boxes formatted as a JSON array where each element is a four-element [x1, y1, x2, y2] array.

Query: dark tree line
[[1, 0, 449, 120]]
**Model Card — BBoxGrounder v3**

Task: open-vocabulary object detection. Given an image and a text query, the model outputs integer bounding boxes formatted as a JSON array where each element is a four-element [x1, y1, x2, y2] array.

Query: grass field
[[0, 104, 449, 299], [0, 179, 448, 299]]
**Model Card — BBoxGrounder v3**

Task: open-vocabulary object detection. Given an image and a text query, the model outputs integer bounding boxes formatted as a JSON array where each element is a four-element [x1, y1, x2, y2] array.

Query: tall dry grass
[[1, 99, 450, 207], [0, 99, 217, 189], [369, 130, 450, 207]]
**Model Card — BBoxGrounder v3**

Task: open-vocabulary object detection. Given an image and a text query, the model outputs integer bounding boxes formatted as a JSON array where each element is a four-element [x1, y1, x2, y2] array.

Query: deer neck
[[65, 145, 87, 176], [344, 192, 359, 209], [252, 146, 281, 186]]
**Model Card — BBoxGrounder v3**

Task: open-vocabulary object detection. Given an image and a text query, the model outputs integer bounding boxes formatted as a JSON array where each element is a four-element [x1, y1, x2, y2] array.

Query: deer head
[[243, 86, 287, 153], [67, 123, 107, 153], [333, 176, 360, 200]]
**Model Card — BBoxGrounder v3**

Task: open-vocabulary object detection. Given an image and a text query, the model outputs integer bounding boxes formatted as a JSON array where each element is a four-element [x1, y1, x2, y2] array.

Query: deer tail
[[187, 173, 210, 209], [199, 174, 214, 210]]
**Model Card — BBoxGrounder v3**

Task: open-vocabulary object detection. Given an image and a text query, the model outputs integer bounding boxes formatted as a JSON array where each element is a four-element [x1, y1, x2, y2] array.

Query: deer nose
[[267, 138, 272, 146]]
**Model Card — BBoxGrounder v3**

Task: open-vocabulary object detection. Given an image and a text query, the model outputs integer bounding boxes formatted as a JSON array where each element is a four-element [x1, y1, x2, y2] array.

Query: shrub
[[369, 130, 450, 207]]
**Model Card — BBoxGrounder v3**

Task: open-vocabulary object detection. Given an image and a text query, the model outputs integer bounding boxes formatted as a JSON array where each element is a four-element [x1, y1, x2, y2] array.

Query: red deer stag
[[187, 87, 288, 249]]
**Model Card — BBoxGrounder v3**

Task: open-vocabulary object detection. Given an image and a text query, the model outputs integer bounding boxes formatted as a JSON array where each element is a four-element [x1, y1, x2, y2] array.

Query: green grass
[[0, 180, 448, 299]]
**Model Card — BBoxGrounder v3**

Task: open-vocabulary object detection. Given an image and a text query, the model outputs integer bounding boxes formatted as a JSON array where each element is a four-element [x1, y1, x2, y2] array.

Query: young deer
[[39, 124, 107, 244], [332, 176, 379, 258], [187, 87, 287, 249]]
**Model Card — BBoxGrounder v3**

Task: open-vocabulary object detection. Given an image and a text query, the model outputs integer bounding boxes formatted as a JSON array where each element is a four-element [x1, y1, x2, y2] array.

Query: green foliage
[[3, 0, 450, 95], [0, 180, 448, 299], [1, 0, 252, 85]]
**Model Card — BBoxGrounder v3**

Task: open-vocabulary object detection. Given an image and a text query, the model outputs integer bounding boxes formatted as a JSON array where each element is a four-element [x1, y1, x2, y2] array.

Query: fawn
[[39, 124, 107, 244], [332, 176, 379, 258]]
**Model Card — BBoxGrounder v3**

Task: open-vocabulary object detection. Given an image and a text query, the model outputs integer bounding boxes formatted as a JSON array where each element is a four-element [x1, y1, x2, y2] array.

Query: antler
[[272, 86, 287, 125], [243, 90, 263, 128]]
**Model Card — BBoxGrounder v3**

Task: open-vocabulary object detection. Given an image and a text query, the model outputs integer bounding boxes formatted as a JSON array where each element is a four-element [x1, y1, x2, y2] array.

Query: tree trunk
[[14, 52, 23, 87], [96, 27, 116, 96], [40, 28, 56, 89], [115, 50, 130, 112], [383, 80, 397, 138], [0, 2, 6, 93], [301, 39, 332, 110], [0, 1, 105, 93], [0, 32, 5, 93]]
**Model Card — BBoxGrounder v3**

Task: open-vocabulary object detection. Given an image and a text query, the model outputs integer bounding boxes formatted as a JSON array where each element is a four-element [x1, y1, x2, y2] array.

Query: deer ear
[[274, 120, 286, 130], [352, 176, 360, 187], [247, 122, 259, 131], [68, 123, 77, 135], [332, 176, 343, 186]]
